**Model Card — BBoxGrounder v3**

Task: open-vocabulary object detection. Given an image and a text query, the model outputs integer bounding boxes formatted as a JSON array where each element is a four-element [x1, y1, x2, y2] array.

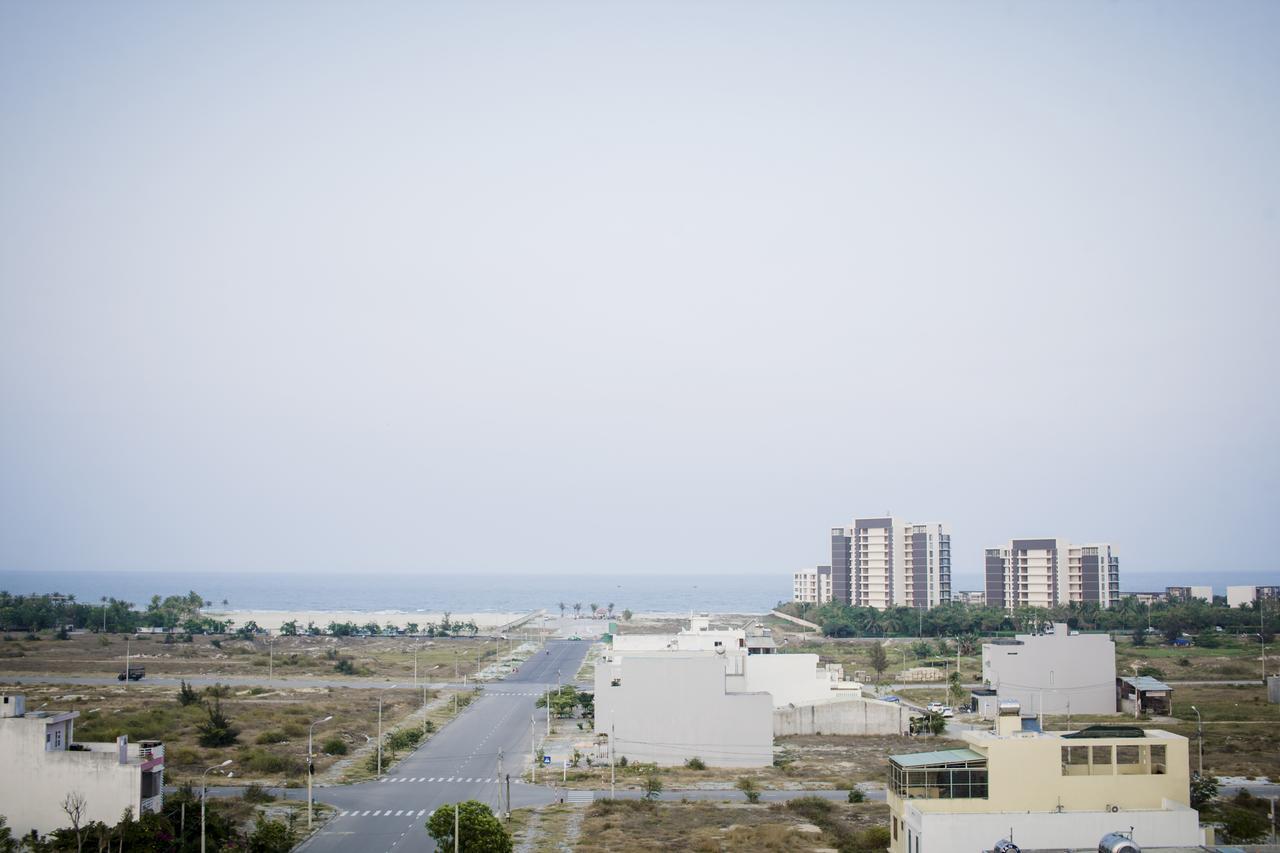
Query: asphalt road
[[298, 639, 589, 853]]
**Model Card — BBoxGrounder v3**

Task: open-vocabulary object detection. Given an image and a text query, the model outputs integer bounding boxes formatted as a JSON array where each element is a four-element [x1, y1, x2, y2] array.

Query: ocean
[[0, 570, 792, 615], [0, 569, 1273, 615]]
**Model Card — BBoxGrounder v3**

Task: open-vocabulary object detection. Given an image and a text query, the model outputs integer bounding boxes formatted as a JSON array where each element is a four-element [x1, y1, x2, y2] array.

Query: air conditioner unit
[[1107, 804, 1120, 813]]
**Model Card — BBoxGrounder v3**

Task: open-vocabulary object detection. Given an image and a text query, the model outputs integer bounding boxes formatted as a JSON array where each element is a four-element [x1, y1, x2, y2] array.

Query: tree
[[0, 815, 15, 853], [196, 699, 239, 747], [61, 791, 88, 853], [607, 603, 615, 618], [734, 777, 760, 803], [426, 801, 512, 853], [280, 620, 299, 636], [622, 609, 633, 622], [948, 670, 965, 705], [1190, 773, 1219, 809], [868, 643, 889, 680], [558, 602, 566, 619], [573, 602, 582, 619], [178, 679, 201, 706], [1131, 628, 1147, 646], [588, 602, 599, 618], [643, 773, 664, 800]]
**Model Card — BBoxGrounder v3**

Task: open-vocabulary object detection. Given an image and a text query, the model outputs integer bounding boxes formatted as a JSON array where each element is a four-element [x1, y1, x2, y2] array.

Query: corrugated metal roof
[[889, 748, 985, 767], [1119, 675, 1172, 692]]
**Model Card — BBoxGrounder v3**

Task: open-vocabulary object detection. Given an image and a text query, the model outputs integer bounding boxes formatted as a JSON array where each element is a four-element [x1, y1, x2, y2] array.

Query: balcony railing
[[140, 794, 163, 815]]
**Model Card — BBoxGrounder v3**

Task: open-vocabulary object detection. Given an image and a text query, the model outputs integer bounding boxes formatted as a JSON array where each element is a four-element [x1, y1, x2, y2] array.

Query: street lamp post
[[1190, 705, 1203, 777], [307, 715, 333, 828], [378, 687, 398, 777], [201, 760, 232, 853]]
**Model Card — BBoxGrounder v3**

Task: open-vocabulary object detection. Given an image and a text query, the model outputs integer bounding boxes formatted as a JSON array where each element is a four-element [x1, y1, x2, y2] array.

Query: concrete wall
[[983, 624, 1116, 715], [594, 655, 773, 767], [732, 654, 837, 707], [894, 803, 1201, 853], [1268, 675, 1279, 704], [773, 697, 910, 736], [0, 722, 142, 836], [1227, 585, 1257, 608]]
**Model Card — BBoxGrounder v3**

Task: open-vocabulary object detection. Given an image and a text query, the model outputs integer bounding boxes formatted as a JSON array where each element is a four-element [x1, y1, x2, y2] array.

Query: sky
[[2, 1, 1278, 579]]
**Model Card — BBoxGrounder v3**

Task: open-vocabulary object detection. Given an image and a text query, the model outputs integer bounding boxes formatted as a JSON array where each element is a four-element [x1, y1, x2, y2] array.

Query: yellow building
[[887, 714, 1205, 853]]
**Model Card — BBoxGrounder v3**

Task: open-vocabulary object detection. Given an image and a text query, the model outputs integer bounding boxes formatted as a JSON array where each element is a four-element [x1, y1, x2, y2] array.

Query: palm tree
[[573, 602, 582, 620], [607, 602, 615, 619], [588, 602, 599, 618], [859, 609, 883, 636], [558, 602, 567, 619]]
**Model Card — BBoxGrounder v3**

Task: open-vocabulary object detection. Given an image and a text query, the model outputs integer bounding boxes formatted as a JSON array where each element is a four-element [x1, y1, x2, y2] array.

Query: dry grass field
[[0, 630, 499, 681], [0, 680, 471, 786]]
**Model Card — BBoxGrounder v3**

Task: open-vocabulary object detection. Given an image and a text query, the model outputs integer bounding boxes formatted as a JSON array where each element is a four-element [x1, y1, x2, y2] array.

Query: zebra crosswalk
[[565, 790, 594, 804], [339, 809, 431, 818], [376, 776, 525, 785]]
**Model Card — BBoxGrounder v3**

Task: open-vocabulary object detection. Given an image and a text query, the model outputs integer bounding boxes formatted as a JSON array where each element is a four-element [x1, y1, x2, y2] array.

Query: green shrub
[[322, 737, 348, 755], [282, 722, 306, 739], [196, 700, 239, 748], [256, 730, 288, 745], [241, 748, 303, 775], [684, 756, 706, 770], [848, 787, 866, 803]]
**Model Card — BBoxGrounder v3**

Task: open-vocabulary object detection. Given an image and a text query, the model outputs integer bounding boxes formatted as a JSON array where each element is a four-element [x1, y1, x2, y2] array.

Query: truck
[[118, 664, 145, 681]]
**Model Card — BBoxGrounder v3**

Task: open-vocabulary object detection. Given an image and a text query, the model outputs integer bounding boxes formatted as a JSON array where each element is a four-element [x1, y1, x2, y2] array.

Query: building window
[[1092, 745, 1113, 766], [893, 817, 898, 840], [890, 759, 988, 799]]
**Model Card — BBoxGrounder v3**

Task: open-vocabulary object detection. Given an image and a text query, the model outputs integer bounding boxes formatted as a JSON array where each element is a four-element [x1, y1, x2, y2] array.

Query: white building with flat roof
[[594, 655, 773, 767], [0, 694, 165, 837], [982, 624, 1116, 716], [887, 712, 1203, 853], [1228, 585, 1280, 609]]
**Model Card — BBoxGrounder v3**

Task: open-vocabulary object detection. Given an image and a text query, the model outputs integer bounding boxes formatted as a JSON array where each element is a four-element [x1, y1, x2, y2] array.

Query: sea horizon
[[1, 568, 1275, 616]]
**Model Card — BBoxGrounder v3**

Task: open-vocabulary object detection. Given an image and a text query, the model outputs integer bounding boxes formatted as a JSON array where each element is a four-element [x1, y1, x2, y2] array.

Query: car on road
[[881, 695, 900, 703], [568, 635, 582, 641], [941, 706, 954, 718], [927, 701, 944, 712]]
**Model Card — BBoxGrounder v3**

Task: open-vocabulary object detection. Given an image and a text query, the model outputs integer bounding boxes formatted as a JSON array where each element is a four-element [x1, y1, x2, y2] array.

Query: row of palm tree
[[556, 601, 617, 620]]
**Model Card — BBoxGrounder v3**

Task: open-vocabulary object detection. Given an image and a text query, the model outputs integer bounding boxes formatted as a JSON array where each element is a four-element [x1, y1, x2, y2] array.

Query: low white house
[[0, 694, 165, 837], [594, 655, 773, 767], [982, 624, 1116, 716]]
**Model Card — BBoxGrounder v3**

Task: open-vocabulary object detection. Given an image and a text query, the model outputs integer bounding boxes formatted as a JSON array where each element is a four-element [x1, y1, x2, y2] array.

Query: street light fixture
[[1190, 705, 1203, 777], [307, 715, 333, 828], [201, 760, 233, 853]]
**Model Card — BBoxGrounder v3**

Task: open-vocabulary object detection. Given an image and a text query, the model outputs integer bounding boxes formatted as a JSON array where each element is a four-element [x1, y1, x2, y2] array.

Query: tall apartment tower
[[985, 539, 1119, 611], [829, 517, 951, 609]]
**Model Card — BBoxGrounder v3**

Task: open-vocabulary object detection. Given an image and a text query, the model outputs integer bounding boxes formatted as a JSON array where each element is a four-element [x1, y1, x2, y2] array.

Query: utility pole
[[454, 800, 459, 853], [531, 717, 537, 783], [308, 715, 332, 828], [423, 682, 429, 739], [610, 713, 616, 799], [1191, 705, 1203, 776], [506, 773, 511, 819], [268, 635, 273, 680], [545, 683, 551, 738], [124, 636, 130, 689]]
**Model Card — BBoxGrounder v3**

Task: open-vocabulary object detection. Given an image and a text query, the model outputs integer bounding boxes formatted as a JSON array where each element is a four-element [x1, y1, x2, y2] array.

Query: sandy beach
[[205, 609, 537, 633]]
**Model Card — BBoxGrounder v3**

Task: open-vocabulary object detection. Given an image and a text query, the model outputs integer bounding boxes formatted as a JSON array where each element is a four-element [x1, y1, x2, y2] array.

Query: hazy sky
[[2, 1, 1277, 578]]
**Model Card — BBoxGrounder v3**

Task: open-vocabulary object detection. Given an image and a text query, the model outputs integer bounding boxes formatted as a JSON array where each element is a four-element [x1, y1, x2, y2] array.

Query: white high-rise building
[[985, 539, 1119, 611], [830, 517, 951, 609], [793, 566, 832, 604]]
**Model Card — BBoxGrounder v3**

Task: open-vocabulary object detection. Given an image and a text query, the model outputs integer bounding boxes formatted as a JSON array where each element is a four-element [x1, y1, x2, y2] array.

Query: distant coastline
[[2, 569, 1273, 616]]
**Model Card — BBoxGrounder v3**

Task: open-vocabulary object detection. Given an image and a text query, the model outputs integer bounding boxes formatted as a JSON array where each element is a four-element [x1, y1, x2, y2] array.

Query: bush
[[684, 756, 706, 770], [256, 730, 288, 745], [334, 658, 357, 675], [617, 755, 628, 768], [241, 783, 275, 803], [387, 728, 422, 751], [322, 737, 348, 755], [241, 749, 303, 775], [785, 796, 834, 822], [643, 774, 664, 800], [734, 777, 760, 803], [848, 787, 865, 803], [247, 814, 294, 853], [1137, 665, 1166, 679]]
